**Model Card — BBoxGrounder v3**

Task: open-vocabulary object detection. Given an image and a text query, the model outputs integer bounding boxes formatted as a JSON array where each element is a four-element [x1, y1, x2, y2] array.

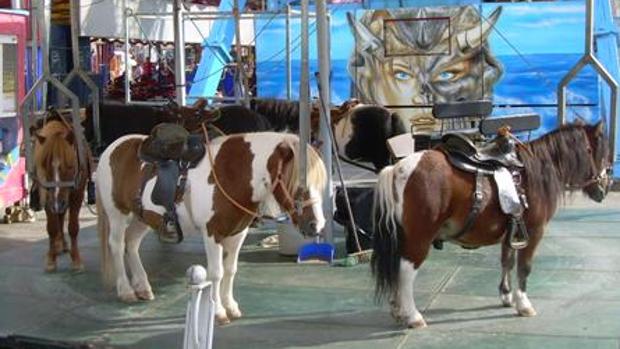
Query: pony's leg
[[220, 228, 248, 320], [108, 213, 136, 302], [499, 235, 516, 307], [67, 203, 83, 272], [514, 226, 544, 317], [125, 218, 153, 301], [202, 231, 228, 325], [396, 258, 426, 329], [45, 212, 61, 272]]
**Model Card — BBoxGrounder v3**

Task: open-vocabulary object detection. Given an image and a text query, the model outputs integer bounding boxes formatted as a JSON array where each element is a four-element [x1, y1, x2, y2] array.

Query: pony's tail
[[96, 186, 114, 289], [371, 164, 402, 303]]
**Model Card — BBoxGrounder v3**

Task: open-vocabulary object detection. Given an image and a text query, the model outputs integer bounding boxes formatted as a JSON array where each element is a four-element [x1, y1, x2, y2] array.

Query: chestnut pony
[[372, 121, 611, 328], [33, 118, 92, 272]]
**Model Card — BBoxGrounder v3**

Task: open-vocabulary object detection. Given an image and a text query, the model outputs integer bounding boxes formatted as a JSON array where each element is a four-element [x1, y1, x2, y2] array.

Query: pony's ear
[[276, 143, 295, 163], [34, 132, 46, 144], [65, 131, 75, 144], [574, 117, 586, 126], [192, 98, 207, 110], [595, 120, 605, 135]]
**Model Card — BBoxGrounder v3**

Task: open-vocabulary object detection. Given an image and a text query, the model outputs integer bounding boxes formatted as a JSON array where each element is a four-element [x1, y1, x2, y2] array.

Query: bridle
[[566, 131, 613, 192], [200, 123, 318, 223]]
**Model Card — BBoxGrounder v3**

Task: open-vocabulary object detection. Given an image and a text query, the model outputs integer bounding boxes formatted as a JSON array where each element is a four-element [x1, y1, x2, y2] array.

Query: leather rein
[[200, 123, 317, 221]]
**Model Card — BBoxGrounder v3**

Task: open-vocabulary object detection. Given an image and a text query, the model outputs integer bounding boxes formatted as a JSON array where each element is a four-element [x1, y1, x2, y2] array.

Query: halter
[[200, 123, 317, 221], [565, 132, 612, 191], [34, 113, 85, 191]]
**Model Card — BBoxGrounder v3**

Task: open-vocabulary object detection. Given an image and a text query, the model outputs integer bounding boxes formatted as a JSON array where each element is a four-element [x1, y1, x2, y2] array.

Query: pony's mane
[[519, 123, 595, 208], [250, 98, 300, 131], [281, 136, 328, 195], [34, 120, 76, 171]]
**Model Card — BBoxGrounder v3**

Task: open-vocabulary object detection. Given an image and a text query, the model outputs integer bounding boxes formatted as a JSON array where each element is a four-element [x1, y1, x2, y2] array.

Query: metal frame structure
[[20, 0, 86, 183], [557, 0, 618, 170], [122, 3, 318, 106], [61, 0, 101, 147]]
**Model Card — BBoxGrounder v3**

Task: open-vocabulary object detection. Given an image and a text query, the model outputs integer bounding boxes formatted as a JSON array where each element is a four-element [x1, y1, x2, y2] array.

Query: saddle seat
[[440, 133, 523, 174], [138, 123, 206, 243]]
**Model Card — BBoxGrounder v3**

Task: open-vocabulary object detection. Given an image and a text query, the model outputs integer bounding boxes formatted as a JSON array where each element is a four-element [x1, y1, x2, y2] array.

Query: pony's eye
[[437, 71, 456, 81], [394, 71, 412, 81]]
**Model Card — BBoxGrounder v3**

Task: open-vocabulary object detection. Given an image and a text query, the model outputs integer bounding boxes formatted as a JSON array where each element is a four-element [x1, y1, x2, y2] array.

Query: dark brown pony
[[371, 121, 611, 328], [33, 118, 92, 272]]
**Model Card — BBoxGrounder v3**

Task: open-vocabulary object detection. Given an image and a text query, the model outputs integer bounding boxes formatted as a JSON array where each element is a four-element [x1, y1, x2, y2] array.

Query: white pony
[[96, 132, 327, 324]]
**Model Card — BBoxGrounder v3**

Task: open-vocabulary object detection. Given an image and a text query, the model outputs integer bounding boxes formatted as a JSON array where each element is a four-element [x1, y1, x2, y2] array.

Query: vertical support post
[[41, 0, 50, 110], [183, 265, 215, 349], [11, 0, 21, 8], [30, 0, 38, 112], [233, 0, 249, 107], [174, 0, 187, 106], [285, 4, 292, 100], [299, 0, 310, 189], [316, 0, 333, 243], [124, 1, 132, 104]]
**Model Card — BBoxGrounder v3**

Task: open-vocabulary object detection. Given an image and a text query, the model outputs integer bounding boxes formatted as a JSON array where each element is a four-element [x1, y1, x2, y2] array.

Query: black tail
[[371, 165, 401, 302]]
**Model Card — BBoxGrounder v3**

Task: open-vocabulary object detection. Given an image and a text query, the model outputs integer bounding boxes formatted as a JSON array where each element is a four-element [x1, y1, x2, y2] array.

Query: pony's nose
[[309, 221, 318, 232]]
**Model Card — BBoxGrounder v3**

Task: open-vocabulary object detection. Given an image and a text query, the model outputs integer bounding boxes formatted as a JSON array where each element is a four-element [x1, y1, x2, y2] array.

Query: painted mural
[[347, 5, 503, 132], [255, 1, 600, 140]]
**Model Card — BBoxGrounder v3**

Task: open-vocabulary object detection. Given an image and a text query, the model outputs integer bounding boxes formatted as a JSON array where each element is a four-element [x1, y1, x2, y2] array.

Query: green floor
[[1, 195, 620, 348]]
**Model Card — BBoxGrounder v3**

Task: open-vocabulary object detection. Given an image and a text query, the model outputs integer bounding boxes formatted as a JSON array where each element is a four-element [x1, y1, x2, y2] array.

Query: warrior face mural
[[347, 6, 503, 131]]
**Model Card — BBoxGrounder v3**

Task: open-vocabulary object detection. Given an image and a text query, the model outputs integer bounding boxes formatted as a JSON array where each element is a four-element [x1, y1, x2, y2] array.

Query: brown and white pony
[[33, 119, 92, 272], [371, 121, 611, 328], [96, 132, 327, 324]]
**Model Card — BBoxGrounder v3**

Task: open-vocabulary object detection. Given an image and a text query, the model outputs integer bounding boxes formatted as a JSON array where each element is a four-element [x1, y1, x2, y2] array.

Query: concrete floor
[[0, 193, 620, 349]]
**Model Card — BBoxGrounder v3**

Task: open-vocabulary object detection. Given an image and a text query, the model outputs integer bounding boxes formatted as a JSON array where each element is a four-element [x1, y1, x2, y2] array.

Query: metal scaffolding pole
[[173, 0, 187, 106], [124, 1, 132, 104], [557, 0, 617, 168], [233, 0, 249, 107], [62, 0, 101, 147], [299, 0, 310, 190], [285, 4, 292, 100], [316, 0, 333, 243]]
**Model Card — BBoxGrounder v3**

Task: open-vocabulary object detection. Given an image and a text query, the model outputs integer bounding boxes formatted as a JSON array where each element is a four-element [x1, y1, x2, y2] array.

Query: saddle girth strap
[[453, 169, 484, 241]]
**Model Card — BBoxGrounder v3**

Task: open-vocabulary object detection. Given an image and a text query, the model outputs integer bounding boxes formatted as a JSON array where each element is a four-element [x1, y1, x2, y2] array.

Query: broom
[[300, 72, 372, 267]]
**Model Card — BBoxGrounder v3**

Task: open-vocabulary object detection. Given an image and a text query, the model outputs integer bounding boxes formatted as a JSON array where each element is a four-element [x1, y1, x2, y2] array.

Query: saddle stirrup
[[508, 216, 529, 250]]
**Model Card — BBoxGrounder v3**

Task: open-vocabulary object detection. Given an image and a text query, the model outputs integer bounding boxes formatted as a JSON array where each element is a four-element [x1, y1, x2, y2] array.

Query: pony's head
[[272, 138, 328, 237], [581, 121, 612, 202], [33, 120, 78, 214]]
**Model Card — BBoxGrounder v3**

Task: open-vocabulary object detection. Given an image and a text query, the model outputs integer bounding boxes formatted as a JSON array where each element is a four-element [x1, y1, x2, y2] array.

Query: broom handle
[[314, 72, 363, 253]]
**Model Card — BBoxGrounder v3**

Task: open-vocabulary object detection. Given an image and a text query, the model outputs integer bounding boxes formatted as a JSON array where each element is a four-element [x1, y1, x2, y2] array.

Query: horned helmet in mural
[[347, 6, 503, 132]]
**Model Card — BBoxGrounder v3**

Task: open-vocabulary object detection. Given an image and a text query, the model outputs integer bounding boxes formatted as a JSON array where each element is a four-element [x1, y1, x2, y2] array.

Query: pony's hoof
[[135, 289, 155, 301], [500, 293, 514, 307], [406, 317, 427, 329], [71, 262, 84, 273], [215, 313, 231, 326], [517, 306, 537, 317], [226, 307, 243, 320], [45, 263, 57, 273], [119, 292, 139, 303]]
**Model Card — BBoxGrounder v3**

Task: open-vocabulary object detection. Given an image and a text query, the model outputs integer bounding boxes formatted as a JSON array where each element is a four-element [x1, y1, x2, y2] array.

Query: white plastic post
[[183, 265, 215, 349]]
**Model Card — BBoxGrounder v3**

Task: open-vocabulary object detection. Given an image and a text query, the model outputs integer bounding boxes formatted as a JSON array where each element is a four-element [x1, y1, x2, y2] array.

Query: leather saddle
[[438, 132, 529, 251], [440, 133, 523, 175], [138, 123, 206, 243]]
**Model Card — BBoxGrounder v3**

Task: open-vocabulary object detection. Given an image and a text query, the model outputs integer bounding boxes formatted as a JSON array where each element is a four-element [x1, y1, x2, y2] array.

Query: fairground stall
[[0, 5, 28, 217]]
